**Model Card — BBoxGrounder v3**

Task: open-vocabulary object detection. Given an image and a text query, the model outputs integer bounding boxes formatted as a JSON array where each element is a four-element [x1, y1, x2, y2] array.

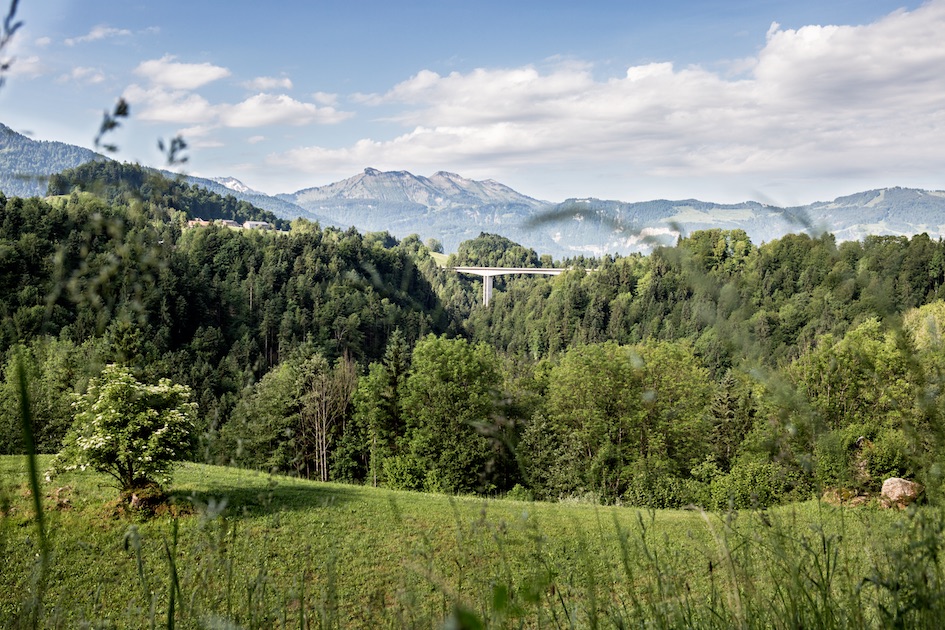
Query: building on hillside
[[217, 219, 242, 228], [243, 221, 272, 230], [186, 218, 211, 228]]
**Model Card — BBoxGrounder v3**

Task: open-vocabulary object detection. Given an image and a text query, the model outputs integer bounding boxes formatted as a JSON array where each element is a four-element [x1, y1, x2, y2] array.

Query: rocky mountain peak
[[211, 176, 261, 195]]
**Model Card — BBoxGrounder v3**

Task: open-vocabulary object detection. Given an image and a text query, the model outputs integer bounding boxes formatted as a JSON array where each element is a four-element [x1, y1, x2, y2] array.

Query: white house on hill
[[243, 221, 271, 230]]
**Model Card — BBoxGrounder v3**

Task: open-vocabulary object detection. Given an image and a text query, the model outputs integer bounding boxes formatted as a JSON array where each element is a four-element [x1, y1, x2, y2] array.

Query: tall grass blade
[[164, 518, 181, 630], [16, 349, 48, 629]]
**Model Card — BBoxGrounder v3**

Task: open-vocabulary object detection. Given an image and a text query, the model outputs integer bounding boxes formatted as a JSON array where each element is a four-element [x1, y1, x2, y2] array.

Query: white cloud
[[123, 84, 217, 124], [57, 66, 106, 85], [2, 29, 48, 78], [124, 83, 353, 130], [312, 92, 339, 106], [6, 55, 45, 78], [220, 93, 352, 127], [134, 55, 230, 90], [65, 25, 132, 46], [34, 37, 51, 47], [162, 124, 222, 150], [127, 57, 349, 132], [756, 11, 945, 106], [248, 135, 266, 144], [243, 76, 293, 91], [177, 125, 215, 138], [270, 0, 945, 199], [188, 138, 225, 149]]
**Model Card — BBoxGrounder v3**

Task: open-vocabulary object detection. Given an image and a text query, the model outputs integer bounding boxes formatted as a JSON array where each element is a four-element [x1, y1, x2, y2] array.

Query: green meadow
[[3, 456, 942, 629]]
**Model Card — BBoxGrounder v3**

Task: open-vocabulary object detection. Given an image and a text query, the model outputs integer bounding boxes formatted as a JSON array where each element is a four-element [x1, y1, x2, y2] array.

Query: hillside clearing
[[3, 456, 934, 628]]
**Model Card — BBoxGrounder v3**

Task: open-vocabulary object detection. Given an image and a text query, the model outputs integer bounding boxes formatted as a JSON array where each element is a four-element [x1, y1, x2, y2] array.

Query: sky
[[1, 0, 943, 206]]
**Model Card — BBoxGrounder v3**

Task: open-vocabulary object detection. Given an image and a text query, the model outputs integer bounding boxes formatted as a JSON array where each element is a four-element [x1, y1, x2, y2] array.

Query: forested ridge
[[3, 171, 945, 509], [0, 123, 102, 198], [47, 160, 294, 230], [0, 174, 452, 460]]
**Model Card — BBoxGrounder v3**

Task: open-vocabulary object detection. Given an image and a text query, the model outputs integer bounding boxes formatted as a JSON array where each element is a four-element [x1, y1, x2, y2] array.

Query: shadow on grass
[[169, 466, 362, 517]]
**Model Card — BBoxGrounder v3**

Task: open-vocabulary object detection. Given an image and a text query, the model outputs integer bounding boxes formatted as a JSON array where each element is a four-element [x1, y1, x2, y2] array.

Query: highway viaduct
[[452, 266, 572, 306]]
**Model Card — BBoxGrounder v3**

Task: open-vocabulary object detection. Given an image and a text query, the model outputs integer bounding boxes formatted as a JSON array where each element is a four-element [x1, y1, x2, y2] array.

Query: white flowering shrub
[[52, 364, 197, 491]]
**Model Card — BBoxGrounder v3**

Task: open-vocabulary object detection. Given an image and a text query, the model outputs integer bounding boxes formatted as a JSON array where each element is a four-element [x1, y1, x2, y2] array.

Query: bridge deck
[[452, 266, 566, 277], [452, 266, 582, 305]]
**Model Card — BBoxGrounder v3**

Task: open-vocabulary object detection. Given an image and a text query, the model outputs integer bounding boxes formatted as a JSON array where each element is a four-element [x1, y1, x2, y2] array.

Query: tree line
[[2, 172, 945, 507]]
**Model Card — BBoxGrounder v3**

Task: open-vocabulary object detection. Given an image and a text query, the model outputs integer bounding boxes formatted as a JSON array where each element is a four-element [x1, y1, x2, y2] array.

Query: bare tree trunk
[[299, 353, 357, 483]]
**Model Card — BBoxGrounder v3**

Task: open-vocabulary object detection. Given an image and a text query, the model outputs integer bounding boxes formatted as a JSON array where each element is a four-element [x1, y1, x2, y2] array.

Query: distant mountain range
[[3, 121, 945, 258], [176, 170, 945, 259], [277, 167, 550, 251]]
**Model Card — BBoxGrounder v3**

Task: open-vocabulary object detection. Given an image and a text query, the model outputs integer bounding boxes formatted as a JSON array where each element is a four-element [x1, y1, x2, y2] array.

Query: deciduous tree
[[400, 335, 501, 493], [51, 364, 196, 491]]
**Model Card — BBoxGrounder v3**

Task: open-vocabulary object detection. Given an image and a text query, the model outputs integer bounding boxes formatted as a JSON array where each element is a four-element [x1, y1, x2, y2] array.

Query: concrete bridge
[[452, 266, 569, 306]]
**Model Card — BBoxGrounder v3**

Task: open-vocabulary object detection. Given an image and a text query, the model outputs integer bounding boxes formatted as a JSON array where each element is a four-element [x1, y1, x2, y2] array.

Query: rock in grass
[[881, 477, 922, 509], [820, 487, 869, 507]]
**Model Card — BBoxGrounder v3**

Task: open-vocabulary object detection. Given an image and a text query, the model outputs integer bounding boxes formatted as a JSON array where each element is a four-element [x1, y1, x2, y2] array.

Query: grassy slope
[[429, 251, 449, 267], [0, 456, 927, 628]]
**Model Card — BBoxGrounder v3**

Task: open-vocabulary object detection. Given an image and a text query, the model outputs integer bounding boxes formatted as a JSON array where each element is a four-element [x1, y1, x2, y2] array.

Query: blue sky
[[2, 0, 942, 205]]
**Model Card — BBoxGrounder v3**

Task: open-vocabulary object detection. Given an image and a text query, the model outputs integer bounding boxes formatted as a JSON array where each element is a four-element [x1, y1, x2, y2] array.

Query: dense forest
[[2, 166, 945, 509], [47, 161, 294, 230]]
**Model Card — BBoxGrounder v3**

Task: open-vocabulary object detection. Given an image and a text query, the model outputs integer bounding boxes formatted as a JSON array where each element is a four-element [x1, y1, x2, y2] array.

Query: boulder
[[821, 487, 869, 507], [881, 477, 922, 509]]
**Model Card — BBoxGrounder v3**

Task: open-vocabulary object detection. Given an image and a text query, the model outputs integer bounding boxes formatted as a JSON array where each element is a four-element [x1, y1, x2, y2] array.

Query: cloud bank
[[269, 1, 945, 200], [124, 56, 351, 132]]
